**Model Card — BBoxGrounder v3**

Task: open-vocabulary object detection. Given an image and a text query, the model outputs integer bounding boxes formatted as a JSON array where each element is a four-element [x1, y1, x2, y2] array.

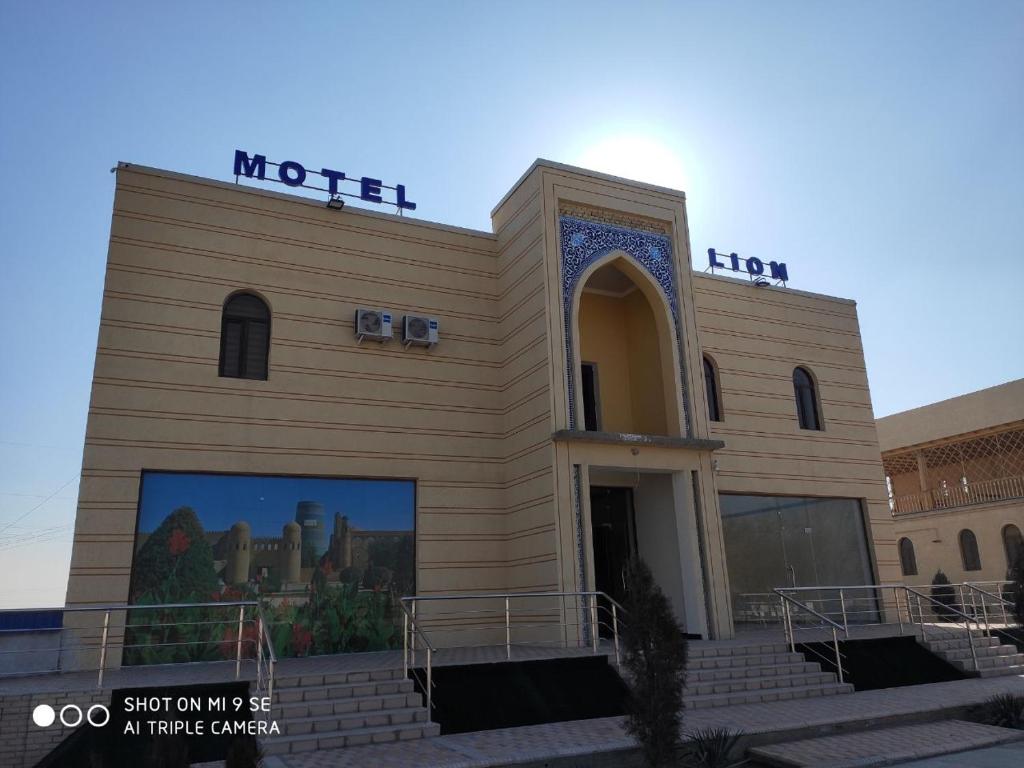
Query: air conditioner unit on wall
[[355, 309, 393, 343], [403, 315, 439, 347]]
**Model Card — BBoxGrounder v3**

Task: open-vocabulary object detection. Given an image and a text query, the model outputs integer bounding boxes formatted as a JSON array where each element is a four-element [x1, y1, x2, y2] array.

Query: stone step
[[274, 667, 405, 689], [262, 721, 441, 756], [281, 705, 428, 736], [274, 677, 414, 704], [936, 645, 1021, 663], [977, 664, 1024, 678], [949, 652, 1024, 672], [684, 671, 835, 696], [687, 642, 790, 659], [689, 651, 805, 670], [685, 661, 821, 682], [748, 718, 1023, 767], [924, 636, 1000, 652], [277, 690, 422, 719], [684, 681, 853, 709]]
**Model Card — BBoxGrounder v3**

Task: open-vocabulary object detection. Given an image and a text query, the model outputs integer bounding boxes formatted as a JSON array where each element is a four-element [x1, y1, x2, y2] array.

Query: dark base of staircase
[[414, 656, 628, 735], [797, 636, 966, 691]]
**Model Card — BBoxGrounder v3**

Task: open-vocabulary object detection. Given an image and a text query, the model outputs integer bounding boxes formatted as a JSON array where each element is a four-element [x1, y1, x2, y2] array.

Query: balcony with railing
[[884, 426, 1024, 515], [891, 474, 1024, 514]]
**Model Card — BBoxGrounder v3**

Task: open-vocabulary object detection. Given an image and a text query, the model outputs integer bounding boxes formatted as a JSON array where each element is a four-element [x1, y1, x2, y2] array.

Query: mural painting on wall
[[125, 472, 414, 665]]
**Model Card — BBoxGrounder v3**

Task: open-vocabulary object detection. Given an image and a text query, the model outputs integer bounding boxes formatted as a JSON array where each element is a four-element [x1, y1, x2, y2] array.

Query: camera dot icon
[[32, 704, 56, 728]]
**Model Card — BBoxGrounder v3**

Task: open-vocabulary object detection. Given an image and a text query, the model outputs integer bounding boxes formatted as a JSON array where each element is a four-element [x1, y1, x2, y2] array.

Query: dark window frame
[[219, 292, 271, 380], [898, 537, 918, 576], [793, 366, 822, 431], [959, 528, 982, 572], [703, 355, 722, 423]]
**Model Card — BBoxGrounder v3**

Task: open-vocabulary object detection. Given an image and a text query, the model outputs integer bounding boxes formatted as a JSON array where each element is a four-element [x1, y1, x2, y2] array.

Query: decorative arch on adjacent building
[[1003, 524, 1023, 572], [898, 537, 918, 577], [559, 214, 690, 435], [959, 528, 982, 572]]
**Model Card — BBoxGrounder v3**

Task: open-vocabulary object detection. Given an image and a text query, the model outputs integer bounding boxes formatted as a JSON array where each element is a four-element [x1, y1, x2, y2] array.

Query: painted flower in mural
[[292, 624, 314, 657], [168, 528, 191, 556]]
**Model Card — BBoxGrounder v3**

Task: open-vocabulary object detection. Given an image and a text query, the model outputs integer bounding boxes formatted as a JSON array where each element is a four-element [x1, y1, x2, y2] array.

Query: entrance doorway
[[590, 486, 637, 632]]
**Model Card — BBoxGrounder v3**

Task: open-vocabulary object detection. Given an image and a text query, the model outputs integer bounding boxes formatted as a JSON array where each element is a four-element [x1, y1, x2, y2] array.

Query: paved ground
[[245, 674, 1024, 768], [893, 742, 1024, 767], [749, 719, 1024, 767]]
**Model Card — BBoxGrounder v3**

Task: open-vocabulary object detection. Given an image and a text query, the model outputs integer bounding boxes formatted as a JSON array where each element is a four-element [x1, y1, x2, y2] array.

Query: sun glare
[[576, 134, 689, 191]]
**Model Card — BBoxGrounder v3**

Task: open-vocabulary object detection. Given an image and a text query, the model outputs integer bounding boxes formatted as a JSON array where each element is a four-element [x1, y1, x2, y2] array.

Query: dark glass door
[[590, 486, 637, 636]]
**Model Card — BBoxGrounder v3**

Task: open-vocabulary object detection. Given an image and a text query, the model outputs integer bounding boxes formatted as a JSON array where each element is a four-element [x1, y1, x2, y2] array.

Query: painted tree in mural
[[621, 558, 688, 768], [131, 506, 218, 603], [126, 507, 221, 664]]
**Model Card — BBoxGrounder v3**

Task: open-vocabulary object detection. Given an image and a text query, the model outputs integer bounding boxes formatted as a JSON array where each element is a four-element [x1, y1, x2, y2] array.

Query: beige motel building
[[880, 378, 1024, 590], [63, 156, 906, 656]]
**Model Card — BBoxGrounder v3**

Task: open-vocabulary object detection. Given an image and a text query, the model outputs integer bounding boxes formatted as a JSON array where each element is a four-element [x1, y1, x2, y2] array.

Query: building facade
[[879, 379, 1024, 588], [64, 159, 900, 660]]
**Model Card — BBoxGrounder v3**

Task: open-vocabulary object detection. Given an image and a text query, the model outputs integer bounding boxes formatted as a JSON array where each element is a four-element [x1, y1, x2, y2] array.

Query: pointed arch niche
[[560, 214, 688, 437]]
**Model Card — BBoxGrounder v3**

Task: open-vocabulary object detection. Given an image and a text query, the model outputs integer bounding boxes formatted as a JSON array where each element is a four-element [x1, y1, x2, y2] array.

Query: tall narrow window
[[898, 537, 918, 576], [793, 366, 821, 430], [581, 362, 600, 431], [1003, 524, 1023, 572], [959, 529, 981, 572], [704, 355, 722, 422], [220, 292, 270, 380]]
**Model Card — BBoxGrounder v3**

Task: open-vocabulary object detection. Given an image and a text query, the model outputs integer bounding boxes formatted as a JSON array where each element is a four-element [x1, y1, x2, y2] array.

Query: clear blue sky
[[1, 2, 1021, 607]]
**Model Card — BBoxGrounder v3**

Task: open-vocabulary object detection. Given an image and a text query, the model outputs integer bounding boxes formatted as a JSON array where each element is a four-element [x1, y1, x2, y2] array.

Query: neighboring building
[[878, 379, 1024, 587], [64, 158, 899, 661]]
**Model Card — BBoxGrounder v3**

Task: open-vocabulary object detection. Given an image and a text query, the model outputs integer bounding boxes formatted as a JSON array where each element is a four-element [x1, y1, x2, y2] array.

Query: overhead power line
[[0, 474, 80, 536]]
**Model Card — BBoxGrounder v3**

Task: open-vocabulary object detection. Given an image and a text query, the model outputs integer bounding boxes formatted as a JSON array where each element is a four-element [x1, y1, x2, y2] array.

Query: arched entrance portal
[[575, 255, 681, 437]]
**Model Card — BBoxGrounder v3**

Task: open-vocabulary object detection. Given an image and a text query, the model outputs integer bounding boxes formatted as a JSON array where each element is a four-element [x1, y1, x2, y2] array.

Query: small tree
[[1010, 552, 1024, 628], [621, 559, 688, 768], [931, 569, 957, 620]]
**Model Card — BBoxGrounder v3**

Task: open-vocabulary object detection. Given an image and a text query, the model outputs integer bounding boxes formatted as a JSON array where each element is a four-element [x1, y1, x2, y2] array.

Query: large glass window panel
[[721, 494, 875, 624]]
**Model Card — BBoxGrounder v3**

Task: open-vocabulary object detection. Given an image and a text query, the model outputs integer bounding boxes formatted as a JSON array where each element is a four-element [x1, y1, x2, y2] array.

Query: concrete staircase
[[684, 641, 853, 709], [920, 630, 1024, 677], [261, 666, 438, 756]]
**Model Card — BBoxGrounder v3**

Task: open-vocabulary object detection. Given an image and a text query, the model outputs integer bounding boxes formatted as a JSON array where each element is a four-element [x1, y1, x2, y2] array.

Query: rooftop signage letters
[[233, 149, 416, 212], [707, 248, 789, 286]]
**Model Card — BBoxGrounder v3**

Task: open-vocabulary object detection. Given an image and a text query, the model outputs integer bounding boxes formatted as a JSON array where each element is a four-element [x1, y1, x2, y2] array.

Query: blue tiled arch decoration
[[559, 214, 691, 435]]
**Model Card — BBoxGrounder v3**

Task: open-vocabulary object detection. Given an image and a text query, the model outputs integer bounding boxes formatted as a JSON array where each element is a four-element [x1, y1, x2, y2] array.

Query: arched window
[[219, 292, 270, 380], [703, 355, 722, 423], [793, 367, 822, 430], [1003, 524, 1023, 571], [959, 529, 981, 572], [898, 537, 918, 576]]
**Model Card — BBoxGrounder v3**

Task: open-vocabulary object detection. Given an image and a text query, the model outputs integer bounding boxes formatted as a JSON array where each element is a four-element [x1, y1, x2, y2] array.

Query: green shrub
[[930, 569, 958, 620], [683, 727, 746, 768], [971, 693, 1024, 729], [621, 559, 688, 768]]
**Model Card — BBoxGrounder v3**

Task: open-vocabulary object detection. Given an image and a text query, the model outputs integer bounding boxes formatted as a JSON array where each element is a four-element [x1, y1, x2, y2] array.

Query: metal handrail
[[0, 600, 270, 688], [773, 589, 845, 683], [399, 589, 627, 714], [398, 600, 435, 713]]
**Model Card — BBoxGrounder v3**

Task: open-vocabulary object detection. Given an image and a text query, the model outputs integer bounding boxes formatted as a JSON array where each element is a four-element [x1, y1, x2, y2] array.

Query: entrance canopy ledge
[[552, 430, 724, 452]]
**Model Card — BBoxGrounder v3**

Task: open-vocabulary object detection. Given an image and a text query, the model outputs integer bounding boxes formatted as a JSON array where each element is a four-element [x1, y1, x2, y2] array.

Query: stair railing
[[962, 581, 1014, 630], [772, 589, 846, 683], [253, 605, 277, 724], [902, 585, 981, 672], [399, 601, 435, 714]]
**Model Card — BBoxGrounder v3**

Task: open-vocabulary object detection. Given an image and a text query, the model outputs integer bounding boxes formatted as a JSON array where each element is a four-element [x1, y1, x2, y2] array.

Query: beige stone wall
[[693, 273, 901, 590], [65, 159, 895, 650], [68, 165, 510, 645], [893, 499, 1024, 586]]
